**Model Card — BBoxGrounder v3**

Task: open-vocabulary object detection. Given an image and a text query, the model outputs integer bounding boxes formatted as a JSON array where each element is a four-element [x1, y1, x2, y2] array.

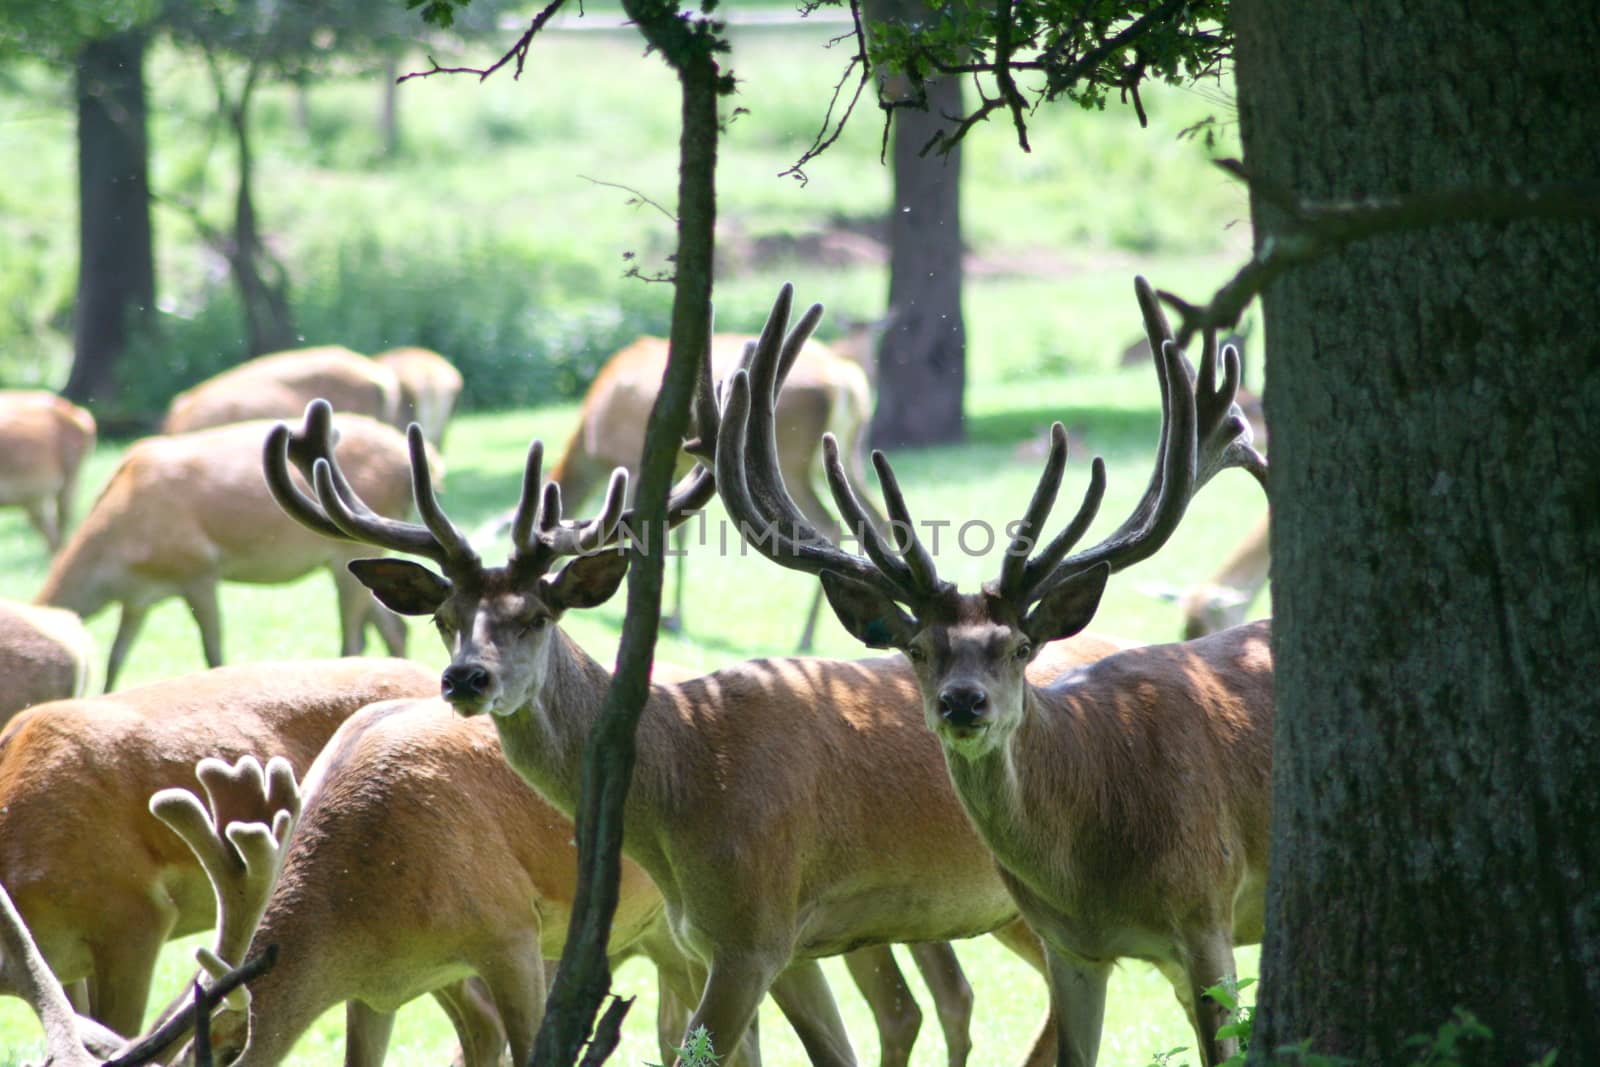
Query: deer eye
[[521, 614, 551, 634], [1014, 640, 1033, 661], [904, 646, 926, 663], [432, 614, 455, 635]]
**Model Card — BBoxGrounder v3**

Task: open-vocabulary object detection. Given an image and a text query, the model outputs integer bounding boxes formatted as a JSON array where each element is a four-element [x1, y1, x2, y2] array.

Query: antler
[[716, 285, 952, 610], [149, 756, 302, 1012], [720, 279, 1267, 613]]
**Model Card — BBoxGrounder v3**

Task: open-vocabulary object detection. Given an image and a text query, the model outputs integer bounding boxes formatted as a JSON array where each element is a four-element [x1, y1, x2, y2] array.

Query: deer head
[[718, 280, 1266, 757], [263, 381, 719, 719]]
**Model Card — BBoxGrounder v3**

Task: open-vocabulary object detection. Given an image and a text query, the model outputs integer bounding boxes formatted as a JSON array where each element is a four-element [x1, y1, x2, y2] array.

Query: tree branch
[[1162, 168, 1600, 347], [398, 0, 568, 84], [781, 0, 873, 184]]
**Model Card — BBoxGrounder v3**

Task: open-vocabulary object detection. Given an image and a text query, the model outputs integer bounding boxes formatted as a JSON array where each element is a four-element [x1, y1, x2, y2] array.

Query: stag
[[262, 333, 1142, 1066], [0, 657, 435, 1037], [716, 281, 1273, 1067]]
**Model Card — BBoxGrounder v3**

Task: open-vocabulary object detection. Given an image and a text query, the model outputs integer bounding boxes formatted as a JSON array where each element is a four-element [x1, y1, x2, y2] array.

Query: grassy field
[[0, 11, 1265, 1067]]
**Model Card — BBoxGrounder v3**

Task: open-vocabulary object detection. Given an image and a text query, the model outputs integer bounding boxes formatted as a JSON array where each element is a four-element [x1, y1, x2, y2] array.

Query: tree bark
[[68, 30, 154, 405], [226, 72, 297, 357], [871, 75, 967, 448], [1235, 3, 1600, 1062]]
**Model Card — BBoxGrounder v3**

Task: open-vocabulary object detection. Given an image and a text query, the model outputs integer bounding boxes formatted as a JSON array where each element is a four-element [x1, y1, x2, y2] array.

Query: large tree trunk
[[1235, 4, 1600, 1062], [68, 30, 154, 405], [871, 75, 966, 448]]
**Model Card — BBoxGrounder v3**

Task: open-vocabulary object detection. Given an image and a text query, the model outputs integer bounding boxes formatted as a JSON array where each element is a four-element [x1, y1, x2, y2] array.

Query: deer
[[0, 598, 96, 724], [183, 684, 999, 1067], [374, 346, 464, 448], [0, 389, 97, 551], [716, 280, 1274, 1067], [35, 415, 420, 689], [260, 325, 1149, 1067], [0, 656, 436, 1039], [1170, 513, 1270, 639], [162, 345, 402, 436], [525, 324, 885, 651]]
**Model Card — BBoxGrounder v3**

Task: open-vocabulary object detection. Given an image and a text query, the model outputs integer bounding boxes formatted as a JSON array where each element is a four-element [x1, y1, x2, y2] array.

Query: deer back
[[0, 391, 96, 504], [162, 346, 402, 435]]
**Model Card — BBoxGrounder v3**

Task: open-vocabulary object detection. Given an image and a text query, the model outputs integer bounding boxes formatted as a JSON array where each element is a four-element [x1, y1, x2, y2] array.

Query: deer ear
[[820, 570, 916, 649], [1022, 562, 1109, 646], [347, 558, 452, 615], [544, 550, 630, 613]]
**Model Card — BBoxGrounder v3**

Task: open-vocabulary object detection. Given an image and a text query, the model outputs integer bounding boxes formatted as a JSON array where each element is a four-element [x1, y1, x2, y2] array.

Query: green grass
[[0, 360, 1266, 1066], [0, 13, 1261, 1065]]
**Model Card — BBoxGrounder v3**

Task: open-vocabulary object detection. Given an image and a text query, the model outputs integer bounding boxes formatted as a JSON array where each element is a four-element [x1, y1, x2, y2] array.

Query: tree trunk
[[226, 81, 296, 356], [871, 75, 966, 448], [378, 56, 401, 160], [68, 30, 154, 405], [1235, 4, 1600, 1062]]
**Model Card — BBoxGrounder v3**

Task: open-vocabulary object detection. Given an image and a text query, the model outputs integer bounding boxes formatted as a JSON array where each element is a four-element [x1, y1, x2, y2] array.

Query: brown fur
[[0, 658, 436, 1036], [0, 599, 94, 724], [0, 391, 97, 550], [1179, 515, 1270, 639], [162, 346, 401, 435], [373, 347, 463, 448], [35, 416, 421, 688]]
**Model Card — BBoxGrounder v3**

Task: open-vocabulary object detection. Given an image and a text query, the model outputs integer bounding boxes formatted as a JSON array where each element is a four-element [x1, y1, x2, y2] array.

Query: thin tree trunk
[[68, 30, 154, 405], [872, 75, 966, 448], [1236, 3, 1600, 1062], [226, 74, 296, 356], [528, 12, 720, 1067], [378, 56, 401, 160]]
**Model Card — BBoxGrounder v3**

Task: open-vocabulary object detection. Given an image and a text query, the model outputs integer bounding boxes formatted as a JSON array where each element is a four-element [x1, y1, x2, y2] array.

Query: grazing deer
[[162, 345, 402, 436], [1171, 513, 1270, 639], [717, 281, 1273, 1067], [263, 381, 1133, 1067], [539, 326, 884, 650], [0, 598, 96, 723], [0, 657, 436, 1038], [374, 346, 464, 448], [189, 689, 990, 1067], [36, 416, 419, 689], [0, 389, 97, 550]]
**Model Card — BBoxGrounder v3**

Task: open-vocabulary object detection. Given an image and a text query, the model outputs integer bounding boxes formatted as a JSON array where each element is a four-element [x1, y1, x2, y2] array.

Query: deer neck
[[940, 682, 1103, 898], [486, 627, 683, 872]]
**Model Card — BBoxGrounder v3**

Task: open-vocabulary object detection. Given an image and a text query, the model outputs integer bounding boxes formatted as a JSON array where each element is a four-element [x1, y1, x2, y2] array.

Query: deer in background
[[717, 280, 1273, 1067], [375, 346, 464, 448], [162, 345, 402, 435], [0, 598, 96, 724], [1171, 513, 1270, 638], [530, 323, 884, 650], [36, 415, 418, 689], [0, 390, 97, 551], [264, 335, 1136, 1067], [0, 657, 435, 1038]]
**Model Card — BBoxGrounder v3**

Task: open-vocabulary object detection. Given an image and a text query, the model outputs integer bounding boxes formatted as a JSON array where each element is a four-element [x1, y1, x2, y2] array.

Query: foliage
[[0, 0, 160, 60], [647, 1026, 719, 1067]]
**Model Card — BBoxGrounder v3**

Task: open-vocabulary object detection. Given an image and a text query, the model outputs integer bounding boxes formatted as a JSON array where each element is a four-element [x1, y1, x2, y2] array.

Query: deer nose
[[441, 663, 492, 702], [938, 684, 989, 729]]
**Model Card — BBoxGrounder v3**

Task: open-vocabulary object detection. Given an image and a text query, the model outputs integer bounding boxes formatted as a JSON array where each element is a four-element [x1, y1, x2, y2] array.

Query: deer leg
[[477, 945, 547, 1067], [682, 952, 784, 1067], [181, 576, 224, 668], [343, 1000, 398, 1067], [768, 958, 857, 1067], [989, 920, 1059, 1067], [24, 500, 60, 551], [105, 602, 149, 692], [842, 945, 922, 1067], [430, 978, 508, 1067], [331, 563, 374, 656], [908, 942, 974, 1067], [1043, 949, 1111, 1067], [795, 587, 826, 653], [86, 901, 175, 1037], [1174, 930, 1240, 1067]]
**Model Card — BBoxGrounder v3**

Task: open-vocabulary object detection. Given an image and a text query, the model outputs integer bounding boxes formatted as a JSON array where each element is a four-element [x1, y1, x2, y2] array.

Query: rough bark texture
[[872, 75, 967, 448], [1235, 4, 1600, 1062], [68, 31, 154, 405]]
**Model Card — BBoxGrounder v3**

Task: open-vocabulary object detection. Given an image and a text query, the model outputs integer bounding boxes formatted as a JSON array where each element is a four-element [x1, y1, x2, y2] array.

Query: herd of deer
[[0, 278, 1272, 1067]]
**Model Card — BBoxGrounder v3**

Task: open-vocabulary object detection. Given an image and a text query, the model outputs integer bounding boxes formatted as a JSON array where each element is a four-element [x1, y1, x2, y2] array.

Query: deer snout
[[938, 684, 989, 729], [441, 662, 492, 705]]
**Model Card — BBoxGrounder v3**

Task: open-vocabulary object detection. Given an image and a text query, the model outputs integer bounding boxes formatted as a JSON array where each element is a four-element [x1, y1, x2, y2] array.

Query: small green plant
[[647, 1025, 719, 1067]]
